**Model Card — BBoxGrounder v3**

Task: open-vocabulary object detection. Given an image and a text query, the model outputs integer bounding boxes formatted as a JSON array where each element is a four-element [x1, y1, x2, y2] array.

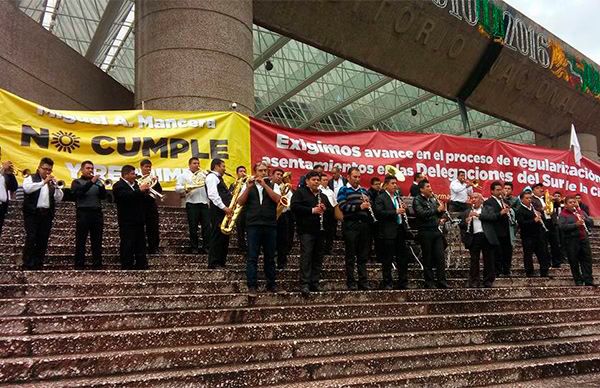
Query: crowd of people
[[0, 158, 596, 297]]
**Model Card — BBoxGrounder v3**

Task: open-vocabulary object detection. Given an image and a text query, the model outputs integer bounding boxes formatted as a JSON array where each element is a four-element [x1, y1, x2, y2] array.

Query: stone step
[[268, 352, 600, 388], [2, 295, 599, 335], [2, 307, 599, 358], [3, 286, 598, 315], [482, 371, 600, 387], [4, 336, 599, 387]]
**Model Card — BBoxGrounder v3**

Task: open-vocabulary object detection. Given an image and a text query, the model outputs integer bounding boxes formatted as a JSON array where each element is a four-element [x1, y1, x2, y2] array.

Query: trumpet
[[50, 179, 65, 189], [185, 169, 208, 193], [97, 177, 113, 189], [137, 174, 164, 201]]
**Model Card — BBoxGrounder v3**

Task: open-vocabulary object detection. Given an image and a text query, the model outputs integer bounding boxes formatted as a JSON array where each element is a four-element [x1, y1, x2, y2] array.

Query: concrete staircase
[[1, 202, 599, 387]]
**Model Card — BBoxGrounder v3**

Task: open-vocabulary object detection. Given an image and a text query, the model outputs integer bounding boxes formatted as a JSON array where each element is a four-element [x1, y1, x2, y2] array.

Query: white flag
[[570, 124, 582, 166]]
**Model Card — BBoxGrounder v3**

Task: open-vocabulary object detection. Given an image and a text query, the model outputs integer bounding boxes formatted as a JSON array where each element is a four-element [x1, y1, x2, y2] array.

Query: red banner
[[250, 118, 600, 216]]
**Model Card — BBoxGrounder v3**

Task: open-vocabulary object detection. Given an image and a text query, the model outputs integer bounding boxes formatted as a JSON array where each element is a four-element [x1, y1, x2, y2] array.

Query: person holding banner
[[113, 165, 150, 270], [292, 171, 332, 297], [140, 159, 162, 254], [413, 180, 448, 289], [449, 171, 473, 212], [374, 175, 409, 290], [206, 158, 233, 269], [22, 157, 64, 270], [337, 167, 374, 290], [559, 196, 595, 287], [176, 157, 211, 254], [0, 160, 18, 238], [71, 160, 105, 270]]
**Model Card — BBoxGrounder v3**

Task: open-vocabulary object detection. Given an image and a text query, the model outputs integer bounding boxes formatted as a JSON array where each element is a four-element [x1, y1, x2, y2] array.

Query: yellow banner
[[0, 89, 250, 190]]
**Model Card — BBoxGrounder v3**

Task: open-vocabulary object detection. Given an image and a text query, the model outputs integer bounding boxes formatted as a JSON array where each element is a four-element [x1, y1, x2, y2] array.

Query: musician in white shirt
[[449, 170, 473, 212], [21, 157, 64, 270]]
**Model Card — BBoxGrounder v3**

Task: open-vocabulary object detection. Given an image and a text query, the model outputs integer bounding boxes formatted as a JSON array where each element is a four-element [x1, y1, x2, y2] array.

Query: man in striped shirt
[[337, 167, 375, 290]]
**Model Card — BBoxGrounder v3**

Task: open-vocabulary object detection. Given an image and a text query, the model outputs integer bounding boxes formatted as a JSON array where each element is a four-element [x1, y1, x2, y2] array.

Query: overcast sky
[[505, 0, 600, 64]]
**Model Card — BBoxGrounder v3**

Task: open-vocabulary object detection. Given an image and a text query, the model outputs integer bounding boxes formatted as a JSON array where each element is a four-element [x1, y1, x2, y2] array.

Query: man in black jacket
[[412, 179, 448, 289], [0, 160, 18, 237], [515, 191, 550, 277], [559, 196, 595, 286], [71, 160, 106, 269], [532, 183, 563, 268], [206, 159, 233, 269], [374, 175, 409, 289], [113, 165, 150, 270], [237, 162, 282, 296], [480, 181, 513, 277], [140, 159, 162, 254], [22, 157, 64, 270], [459, 193, 495, 288], [292, 171, 333, 296]]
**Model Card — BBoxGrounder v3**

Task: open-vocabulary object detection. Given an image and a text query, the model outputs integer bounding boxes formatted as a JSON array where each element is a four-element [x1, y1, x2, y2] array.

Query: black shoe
[[575, 281, 585, 286], [74, 265, 85, 270], [382, 284, 393, 290], [424, 283, 436, 289], [502, 272, 511, 278], [437, 282, 449, 289], [483, 283, 494, 288], [358, 284, 371, 291], [585, 283, 598, 287], [91, 264, 103, 270], [186, 247, 197, 254], [197, 248, 207, 254], [540, 273, 553, 279], [467, 282, 480, 288], [267, 286, 286, 294], [247, 287, 258, 297], [309, 285, 321, 292], [301, 287, 310, 297], [347, 283, 358, 291], [551, 264, 561, 269]]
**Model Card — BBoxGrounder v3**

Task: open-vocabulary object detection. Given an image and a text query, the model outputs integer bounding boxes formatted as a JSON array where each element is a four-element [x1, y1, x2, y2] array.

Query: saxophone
[[220, 174, 250, 235], [276, 182, 291, 220]]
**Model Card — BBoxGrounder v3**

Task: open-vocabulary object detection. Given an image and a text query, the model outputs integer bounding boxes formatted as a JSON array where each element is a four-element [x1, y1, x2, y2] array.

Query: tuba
[[220, 174, 251, 235], [276, 182, 291, 219], [185, 169, 207, 193], [137, 174, 164, 201], [384, 165, 406, 182]]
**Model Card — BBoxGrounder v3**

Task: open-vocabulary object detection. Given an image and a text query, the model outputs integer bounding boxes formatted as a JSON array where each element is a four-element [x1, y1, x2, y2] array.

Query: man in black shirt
[[515, 191, 550, 277], [412, 179, 448, 289], [113, 165, 151, 270], [237, 162, 282, 296], [0, 160, 18, 238], [71, 160, 106, 269], [291, 171, 332, 296], [409, 172, 425, 197]]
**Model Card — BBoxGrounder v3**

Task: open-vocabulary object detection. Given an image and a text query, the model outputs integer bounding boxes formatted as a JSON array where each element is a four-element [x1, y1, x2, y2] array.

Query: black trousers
[[494, 235, 513, 276], [418, 229, 447, 288], [342, 220, 371, 288], [299, 232, 325, 290], [119, 222, 147, 270], [144, 203, 160, 253], [522, 234, 550, 276], [185, 203, 210, 251], [468, 233, 495, 287], [208, 207, 229, 267], [287, 211, 296, 250], [449, 201, 469, 212], [236, 209, 247, 251], [22, 209, 54, 270], [276, 212, 290, 269], [323, 211, 336, 254], [246, 225, 277, 289], [74, 208, 103, 268], [381, 226, 409, 289], [563, 237, 593, 284], [545, 220, 564, 266], [0, 201, 8, 238]]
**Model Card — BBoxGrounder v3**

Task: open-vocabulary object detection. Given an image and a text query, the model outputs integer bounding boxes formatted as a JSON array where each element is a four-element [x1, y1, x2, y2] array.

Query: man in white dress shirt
[[320, 173, 337, 254], [22, 157, 64, 270], [206, 158, 233, 269], [449, 170, 473, 212], [176, 157, 211, 254]]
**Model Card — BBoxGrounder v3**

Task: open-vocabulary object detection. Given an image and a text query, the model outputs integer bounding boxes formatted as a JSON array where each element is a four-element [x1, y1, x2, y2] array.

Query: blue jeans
[[246, 225, 277, 289]]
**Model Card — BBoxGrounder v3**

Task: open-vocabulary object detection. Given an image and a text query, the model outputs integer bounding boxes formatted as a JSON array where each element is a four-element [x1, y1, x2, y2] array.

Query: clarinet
[[575, 208, 591, 235], [395, 191, 409, 228], [361, 193, 378, 222], [533, 208, 549, 232], [317, 188, 325, 231]]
